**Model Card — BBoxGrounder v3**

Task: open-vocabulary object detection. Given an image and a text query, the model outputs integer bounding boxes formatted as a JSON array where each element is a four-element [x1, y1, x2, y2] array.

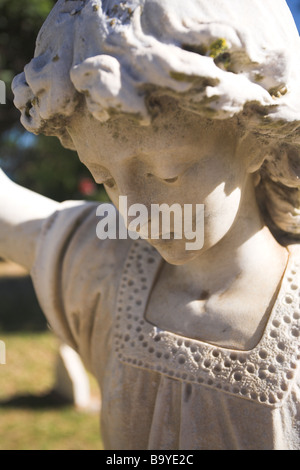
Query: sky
[[286, 0, 300, 31]]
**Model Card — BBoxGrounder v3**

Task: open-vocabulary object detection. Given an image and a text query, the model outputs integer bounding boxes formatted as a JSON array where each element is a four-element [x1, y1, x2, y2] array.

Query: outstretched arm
[[0, 169, 59, 270]]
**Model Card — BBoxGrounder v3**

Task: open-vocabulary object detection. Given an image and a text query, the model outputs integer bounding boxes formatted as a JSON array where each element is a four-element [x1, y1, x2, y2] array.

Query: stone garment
[[31, 201, 300, 450]]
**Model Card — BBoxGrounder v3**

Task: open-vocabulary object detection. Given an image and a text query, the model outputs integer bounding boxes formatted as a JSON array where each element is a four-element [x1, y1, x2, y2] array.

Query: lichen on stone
[[209, 39, 229, 59], [169, 72, 201, 83], [214, 52, 231, 70]]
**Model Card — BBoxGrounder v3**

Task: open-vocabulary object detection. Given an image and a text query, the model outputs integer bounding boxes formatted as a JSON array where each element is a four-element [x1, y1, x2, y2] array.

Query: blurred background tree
[[0, 0, 108, 202]]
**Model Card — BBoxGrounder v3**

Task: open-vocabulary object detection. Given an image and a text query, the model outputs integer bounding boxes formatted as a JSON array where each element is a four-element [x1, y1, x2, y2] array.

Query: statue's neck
[[173, 176, 288, 292]]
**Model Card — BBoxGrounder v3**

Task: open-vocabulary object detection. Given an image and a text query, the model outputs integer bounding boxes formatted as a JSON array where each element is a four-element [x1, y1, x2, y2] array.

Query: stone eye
[[146, 173, 178, 183], [164, 176, 178, 183]]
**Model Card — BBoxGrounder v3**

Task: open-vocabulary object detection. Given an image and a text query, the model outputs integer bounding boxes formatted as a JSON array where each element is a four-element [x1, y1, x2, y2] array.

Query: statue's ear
[[236, 131, 268, 174], [247, 151, 269, 174]]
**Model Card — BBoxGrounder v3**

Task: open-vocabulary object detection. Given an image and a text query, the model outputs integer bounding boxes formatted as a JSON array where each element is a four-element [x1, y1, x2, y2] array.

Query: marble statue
[[1, 0, 300, 450]]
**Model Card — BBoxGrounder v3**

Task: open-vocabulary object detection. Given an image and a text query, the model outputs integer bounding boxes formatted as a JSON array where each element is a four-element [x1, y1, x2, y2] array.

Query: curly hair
[[12, 0, 300, 238]]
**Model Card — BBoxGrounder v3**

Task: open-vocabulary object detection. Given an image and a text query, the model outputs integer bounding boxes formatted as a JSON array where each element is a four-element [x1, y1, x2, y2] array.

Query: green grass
[[0, 332, 103, 450]]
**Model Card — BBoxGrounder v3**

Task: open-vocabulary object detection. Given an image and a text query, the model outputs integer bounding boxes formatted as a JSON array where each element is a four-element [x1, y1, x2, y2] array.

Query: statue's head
[[12, 0, 300, 257]]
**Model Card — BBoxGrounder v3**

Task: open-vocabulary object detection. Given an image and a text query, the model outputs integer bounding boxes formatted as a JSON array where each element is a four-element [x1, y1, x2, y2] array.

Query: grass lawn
[[0, 332, 103, 450], [0, 261, 104, 450]]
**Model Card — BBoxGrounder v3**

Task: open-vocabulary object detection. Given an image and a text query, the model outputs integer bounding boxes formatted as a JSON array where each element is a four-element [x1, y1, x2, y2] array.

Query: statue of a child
[[1, 0, 300, 449]]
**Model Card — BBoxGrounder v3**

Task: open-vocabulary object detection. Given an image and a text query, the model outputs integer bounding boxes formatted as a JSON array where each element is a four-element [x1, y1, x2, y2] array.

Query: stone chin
[[148, 238, 204, 266]]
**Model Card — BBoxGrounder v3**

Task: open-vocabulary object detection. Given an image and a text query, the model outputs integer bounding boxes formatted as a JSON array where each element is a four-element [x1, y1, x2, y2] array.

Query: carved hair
[[12, 0, 300, 238]]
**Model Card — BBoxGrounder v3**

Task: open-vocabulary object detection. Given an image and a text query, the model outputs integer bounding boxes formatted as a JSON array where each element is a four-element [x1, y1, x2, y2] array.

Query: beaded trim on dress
[[113, 240, 300, 408]]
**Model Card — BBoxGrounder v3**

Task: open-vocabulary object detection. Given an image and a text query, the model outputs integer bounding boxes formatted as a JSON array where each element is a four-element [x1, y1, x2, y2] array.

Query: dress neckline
[[113, 240, 300, 408]]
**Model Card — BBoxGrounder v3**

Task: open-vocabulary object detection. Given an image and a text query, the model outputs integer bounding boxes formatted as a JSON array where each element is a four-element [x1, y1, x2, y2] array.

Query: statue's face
[[67, 99, 252, 265]]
